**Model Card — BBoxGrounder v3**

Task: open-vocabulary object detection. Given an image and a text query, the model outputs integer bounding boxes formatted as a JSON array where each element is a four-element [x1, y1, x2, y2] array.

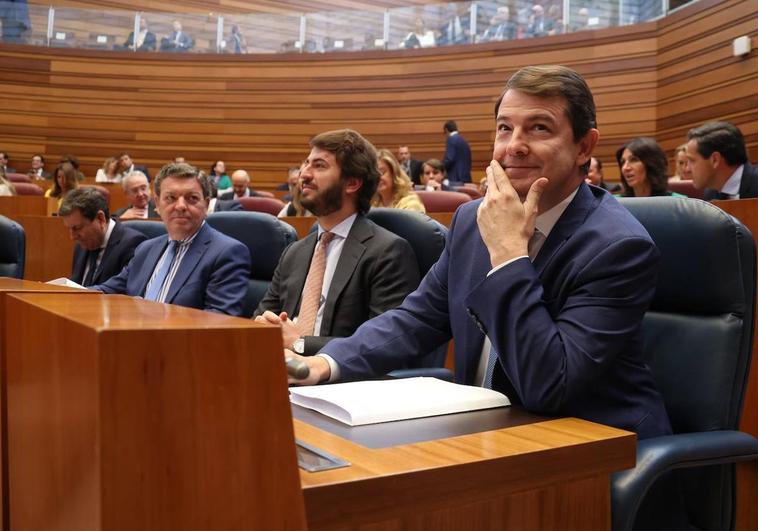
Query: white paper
[[45, 278, 89, 290], [290, 377, 509, 426]]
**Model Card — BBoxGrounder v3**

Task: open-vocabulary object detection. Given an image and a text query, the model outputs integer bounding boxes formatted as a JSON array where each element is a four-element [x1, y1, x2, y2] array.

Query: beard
[[300, 179, 344, 216]]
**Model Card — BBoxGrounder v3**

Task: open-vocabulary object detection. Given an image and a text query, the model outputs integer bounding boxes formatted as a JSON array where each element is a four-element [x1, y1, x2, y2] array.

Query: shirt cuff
[[316, 353, 341, 383], [487, 255, 528, 276]]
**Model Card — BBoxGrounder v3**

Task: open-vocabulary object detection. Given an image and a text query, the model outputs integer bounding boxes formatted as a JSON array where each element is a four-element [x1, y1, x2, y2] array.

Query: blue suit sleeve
[[203, 239, 251, 316]]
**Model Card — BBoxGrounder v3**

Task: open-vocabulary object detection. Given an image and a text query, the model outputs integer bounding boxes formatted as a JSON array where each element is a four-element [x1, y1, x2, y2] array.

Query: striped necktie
[[297, 232, 335, 336]]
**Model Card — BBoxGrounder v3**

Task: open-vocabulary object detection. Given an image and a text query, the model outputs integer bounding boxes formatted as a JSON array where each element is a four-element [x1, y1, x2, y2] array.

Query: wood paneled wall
[[1, 0, 756, 187]]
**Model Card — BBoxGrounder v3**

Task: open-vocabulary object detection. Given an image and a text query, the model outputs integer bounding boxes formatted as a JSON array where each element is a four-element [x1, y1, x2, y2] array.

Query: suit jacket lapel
[[72, 245, 87, 284], [532, 183, 596, 277], [93, 222, 123, 284], [165, 224, 211, 303], [319, 217, 370, 335], [287, 234, 317, 317]]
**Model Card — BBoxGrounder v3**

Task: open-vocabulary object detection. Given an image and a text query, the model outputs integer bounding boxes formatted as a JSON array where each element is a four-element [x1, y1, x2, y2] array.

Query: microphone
[[286, 357, 310, 380]]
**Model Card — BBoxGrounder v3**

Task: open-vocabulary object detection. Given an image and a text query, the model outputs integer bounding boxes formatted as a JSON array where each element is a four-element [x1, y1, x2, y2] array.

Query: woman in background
[[209, 160, 232, 193], [0, 168, 17, 196], [421, 159, 450, 191], [670, 143, 693, 182], [371, 149, 425, 212], [95, 157, 121, 183], [45, 162, 79, 207], [616, 137, 678, 197]]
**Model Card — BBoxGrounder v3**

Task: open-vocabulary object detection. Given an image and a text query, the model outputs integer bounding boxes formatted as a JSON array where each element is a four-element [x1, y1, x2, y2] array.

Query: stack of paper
[[290, 377, 509, 426]]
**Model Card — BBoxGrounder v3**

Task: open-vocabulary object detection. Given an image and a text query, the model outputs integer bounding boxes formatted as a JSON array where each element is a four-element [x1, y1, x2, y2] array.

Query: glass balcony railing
[[0, 0, 693, 55]]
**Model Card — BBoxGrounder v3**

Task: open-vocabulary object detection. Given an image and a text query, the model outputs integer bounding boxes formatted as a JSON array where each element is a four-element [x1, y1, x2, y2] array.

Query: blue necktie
[[145, 240, 176, 301], [483, 345, 499, 389]]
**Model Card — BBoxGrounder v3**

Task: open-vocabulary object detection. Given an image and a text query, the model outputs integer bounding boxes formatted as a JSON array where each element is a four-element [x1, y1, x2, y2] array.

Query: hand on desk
[[284, 349, 330, 386], [118, 207, 148, 219], [254, 310, 299, 348]]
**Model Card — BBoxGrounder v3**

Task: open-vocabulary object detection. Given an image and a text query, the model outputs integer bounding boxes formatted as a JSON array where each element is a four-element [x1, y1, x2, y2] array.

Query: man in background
[[442, 120, 472, 183], [27, 154, 51, 180], [60, 187, 147, 286], [113, 171, 157, 219], [397, 145, 422, 184]]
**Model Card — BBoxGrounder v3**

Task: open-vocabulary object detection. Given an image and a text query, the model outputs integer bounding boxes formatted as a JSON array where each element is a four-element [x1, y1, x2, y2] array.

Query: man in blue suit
[[442, 120, 472, 183], [288, 65, 671, 440], [91, 163, 251, 316]]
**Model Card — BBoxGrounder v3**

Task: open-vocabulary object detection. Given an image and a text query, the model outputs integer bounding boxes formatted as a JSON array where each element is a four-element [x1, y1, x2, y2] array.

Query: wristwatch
[[292, 337, 305, 354]]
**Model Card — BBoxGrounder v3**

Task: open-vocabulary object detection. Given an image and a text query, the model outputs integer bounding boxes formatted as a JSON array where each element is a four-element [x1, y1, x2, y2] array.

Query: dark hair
[[32, 154, 45, 163], [309, 129, 379, 215], [687, 121, 747, 166], [59, 154, 80, 169], [615, 137, 669, 197], [154, 162, 211, 199], [0, 152, 8, 161], [210, 160, 226, 177], [495, 65, 597, 173], [59, 187, 110, 221], [51, 162, 79, 198], [422, 158, 447, 176], [443, 120, 458, 133]]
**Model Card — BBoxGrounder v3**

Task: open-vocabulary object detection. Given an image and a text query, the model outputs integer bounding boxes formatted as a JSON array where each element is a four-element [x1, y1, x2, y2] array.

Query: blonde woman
[[0, 168, 16, 196], [45, 162, 79, 208], [371, 149, 425, 213]]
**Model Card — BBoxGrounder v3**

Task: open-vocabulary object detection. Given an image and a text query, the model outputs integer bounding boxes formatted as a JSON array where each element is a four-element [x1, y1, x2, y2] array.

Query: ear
[[154, 195, 162, 215], [343, 176, 362, 195], [709, 151, 722, 168], [576, 128, 599, 169], [96, 210, 107, 225]]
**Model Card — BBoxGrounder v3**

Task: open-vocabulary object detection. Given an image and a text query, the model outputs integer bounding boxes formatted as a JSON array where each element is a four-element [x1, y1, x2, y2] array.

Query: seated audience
[[45, 162, 79, 208], [397, 145, 423, 184], [160, 20, 193, 52], [480, 6, 517, 42], [27, 154, 51, 180], [220, 169, 258, 199], [255, 129, 419, 356], [280, 166, 300, 199], [421, 158, 451, 191], [526, 4, 556, 38], [207, 178, 243, 213], [209, 160, 232, 192], [59, 154, 85, 180], [122, 17, 156, 52], [91, 163, 251, 316], [585, 156, 621, 193], [278, 166, 313, 217], [95, 157, 121, 183], [616, 137, 676, 197], [59, 187, 147, 287], [437, 4, 468, 46], [0, 151, 15, 174], [685, 122, 758, 200], [117, 152, 150, 181], [229, 25, 248, 54], [371, 148, 425, 212], [670, 143, 693, 182], [113, 171, 157, 219], [0, 168, 16, 196], [401, 18, 435, 49]]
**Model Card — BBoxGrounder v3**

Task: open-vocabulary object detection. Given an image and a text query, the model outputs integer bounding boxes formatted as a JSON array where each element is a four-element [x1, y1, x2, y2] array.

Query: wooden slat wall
[[0, 0, 756, 188]]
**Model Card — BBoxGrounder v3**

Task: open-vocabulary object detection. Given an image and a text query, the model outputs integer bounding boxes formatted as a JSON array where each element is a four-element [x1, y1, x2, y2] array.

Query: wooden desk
[[295, 413, 634, 530], [0, 279, 97, 531], [16, 215, 74, 281], [4, 293, 306, 531], [0, 197, 57, 221]]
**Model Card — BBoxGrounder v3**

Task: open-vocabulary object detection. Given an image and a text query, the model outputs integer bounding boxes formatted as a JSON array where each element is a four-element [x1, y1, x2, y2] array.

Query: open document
[[290, 377, 509, 426]]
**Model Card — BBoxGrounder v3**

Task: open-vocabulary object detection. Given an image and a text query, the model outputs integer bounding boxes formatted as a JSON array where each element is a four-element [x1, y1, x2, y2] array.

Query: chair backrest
[[82, 184, 111, 206], [667, 179, 703, 199], [12, 182, 44, 196], [0, 215, 25, 279], [452, 186, 482, 200], [237, 196, 285, 216], [207, 211, 297, 317], [6, 173, 31, 183], [366, 208, 449, 368], [121, 220, 167, 240], [619, 197, 756, 531], [415, 190, 471, 213]]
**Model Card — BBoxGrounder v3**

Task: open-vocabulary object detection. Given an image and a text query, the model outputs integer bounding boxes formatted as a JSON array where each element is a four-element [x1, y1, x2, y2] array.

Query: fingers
[[258, 311, 283, 325], [486, 160, 517, 196], [278, 311, 289, 322]]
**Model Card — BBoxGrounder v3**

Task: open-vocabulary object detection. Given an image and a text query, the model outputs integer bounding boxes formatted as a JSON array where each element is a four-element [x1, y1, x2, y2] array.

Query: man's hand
[[118, 207, 147, 220], [284, 349, 331, 386], [254, 310, 300, 349], [477, 160, 548, 267]]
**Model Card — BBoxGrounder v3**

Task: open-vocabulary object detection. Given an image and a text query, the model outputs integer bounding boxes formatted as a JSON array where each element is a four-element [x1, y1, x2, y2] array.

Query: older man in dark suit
[[59, 187, 147, 286], [254, 129, 419, 356]]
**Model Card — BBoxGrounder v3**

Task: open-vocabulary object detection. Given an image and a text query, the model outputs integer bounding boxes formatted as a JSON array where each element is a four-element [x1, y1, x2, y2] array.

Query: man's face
[[493, 89, 595, 207], [31, 156, 43, 170], [397, 147, 411, 163], [586, 157, 602, 185], [232, 174, 249, 197], [62, 209, 107, 251], [155, 176, 208, 240], [173, 20, 182, 32], [686, 139, 717, 190], [125, 174, 151, 209], [0, 153, 7, 167], [119, 154, 133, 171], [299, 147, 344, 217]]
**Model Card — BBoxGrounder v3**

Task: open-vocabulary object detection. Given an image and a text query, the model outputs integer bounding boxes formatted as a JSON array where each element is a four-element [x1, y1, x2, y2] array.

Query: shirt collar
[[534, 188, 579, 239], [100, 218, 116, 250], [171, 220, 205, 245], [317, 213, 357, 240], [720, 164, 744, 196]]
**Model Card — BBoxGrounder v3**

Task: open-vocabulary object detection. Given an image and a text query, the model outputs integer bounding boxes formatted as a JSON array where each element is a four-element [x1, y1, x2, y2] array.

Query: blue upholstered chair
[[0, 215, 25, 279], [121, 220, 167, 240], [207, 211, 297, 318], [366, 208, 452, 380], [614, 197, 758, 531]]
